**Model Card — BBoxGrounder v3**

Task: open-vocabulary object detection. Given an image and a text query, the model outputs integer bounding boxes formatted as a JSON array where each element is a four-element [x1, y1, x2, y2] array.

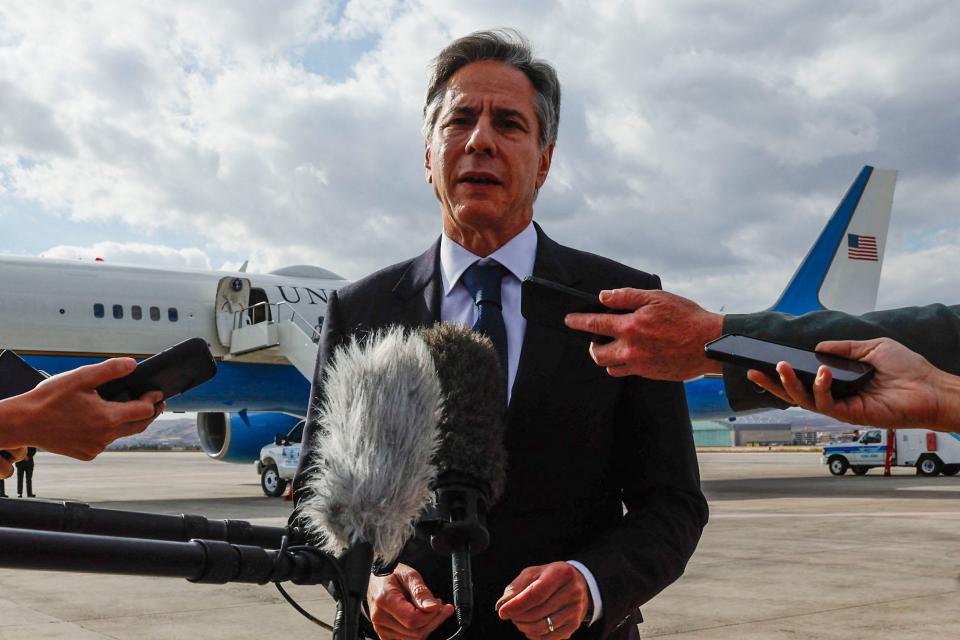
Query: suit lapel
[[510, 224, 582, 410], [397, 230, 577, 411], [391, 238, 442, 327]]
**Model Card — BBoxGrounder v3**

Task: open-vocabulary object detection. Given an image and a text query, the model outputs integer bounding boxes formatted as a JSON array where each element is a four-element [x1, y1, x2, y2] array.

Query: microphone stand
[[0, 526, 330, 584], [329, 541, 374, 640], [420, 472, 492, 636], [0, 507, 376, 640], [0, 498, 290, 547]]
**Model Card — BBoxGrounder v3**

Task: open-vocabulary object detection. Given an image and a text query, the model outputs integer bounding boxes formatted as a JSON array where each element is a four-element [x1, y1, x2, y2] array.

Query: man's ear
[[425, 144, 433, 184], [536, 143, 555, 189]]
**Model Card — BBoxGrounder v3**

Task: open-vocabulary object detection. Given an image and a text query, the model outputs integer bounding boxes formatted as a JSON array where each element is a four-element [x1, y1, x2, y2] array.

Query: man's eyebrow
[[493, 107, 528, 122], [443, 105, 530, 123], [447, 105, 478, 118]]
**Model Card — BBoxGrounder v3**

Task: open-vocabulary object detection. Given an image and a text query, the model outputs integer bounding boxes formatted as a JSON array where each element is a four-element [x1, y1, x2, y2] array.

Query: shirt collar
[[440, 221, 538, 296]]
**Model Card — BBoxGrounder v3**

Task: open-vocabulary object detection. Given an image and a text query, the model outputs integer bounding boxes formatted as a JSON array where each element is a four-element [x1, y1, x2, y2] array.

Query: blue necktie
[[462, 262, 510, 382]]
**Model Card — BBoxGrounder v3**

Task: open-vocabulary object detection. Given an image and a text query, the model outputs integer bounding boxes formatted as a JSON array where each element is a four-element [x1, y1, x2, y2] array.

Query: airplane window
[[132, 305, 142, 320], [113, 304, 123, 319], [94, 303, 104, 318], [168, 307, 178, 322], [150, 306, 160, 321]]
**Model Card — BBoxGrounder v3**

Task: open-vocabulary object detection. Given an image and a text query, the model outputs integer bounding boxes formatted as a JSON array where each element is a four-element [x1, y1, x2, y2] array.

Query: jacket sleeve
[[571, 275, 709, 637], [722, 303, 960, 412], [292, 290, 346, 509]]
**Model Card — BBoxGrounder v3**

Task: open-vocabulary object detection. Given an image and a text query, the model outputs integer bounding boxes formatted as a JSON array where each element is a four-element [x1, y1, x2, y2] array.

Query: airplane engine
[[197, 412, 301, 463]]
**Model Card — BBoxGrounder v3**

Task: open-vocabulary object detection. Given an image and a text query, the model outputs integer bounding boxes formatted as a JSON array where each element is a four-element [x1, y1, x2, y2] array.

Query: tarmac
[[0, 451, 957, 639]]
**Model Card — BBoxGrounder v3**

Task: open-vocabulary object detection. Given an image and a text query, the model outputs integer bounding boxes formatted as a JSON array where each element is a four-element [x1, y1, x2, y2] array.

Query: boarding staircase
[[222, 302, 319, 379]]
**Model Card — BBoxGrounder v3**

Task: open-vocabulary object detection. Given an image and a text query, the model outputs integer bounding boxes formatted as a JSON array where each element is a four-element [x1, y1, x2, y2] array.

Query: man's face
[[425, 60, 554, 254]]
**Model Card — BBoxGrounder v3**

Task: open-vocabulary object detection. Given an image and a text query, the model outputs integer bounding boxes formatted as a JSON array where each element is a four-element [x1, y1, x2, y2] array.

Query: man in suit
[[564, 288, 960, 428], [16, 446, 36, 497], [293, 29, 707, 640]]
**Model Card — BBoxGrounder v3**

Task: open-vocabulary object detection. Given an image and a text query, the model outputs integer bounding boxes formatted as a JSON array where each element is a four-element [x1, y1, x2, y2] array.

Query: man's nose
[[465, 119, 496, 156]]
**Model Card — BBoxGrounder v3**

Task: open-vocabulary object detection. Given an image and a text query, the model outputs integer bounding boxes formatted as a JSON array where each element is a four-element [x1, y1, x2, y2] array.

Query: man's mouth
[[459, 173, 502, 186]]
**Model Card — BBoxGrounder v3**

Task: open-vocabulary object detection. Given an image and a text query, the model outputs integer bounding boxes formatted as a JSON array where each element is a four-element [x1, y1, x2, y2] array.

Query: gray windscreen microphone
[[300, 326, 442, 566]]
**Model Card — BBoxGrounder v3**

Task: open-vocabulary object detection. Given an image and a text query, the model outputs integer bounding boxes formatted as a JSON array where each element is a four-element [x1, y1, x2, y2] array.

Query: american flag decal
[[848, 233, 879, 261]]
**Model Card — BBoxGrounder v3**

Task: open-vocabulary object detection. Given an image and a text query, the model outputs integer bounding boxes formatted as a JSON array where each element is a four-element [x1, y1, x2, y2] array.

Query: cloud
[[878, 228, 960, 309], [1, 1, 958, 313], [40, 242, 212, 269]]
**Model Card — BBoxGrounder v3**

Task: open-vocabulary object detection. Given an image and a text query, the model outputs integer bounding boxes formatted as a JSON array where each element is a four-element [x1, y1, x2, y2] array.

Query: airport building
[[692, 421, 795, 447], [692, 421, 735, 447]]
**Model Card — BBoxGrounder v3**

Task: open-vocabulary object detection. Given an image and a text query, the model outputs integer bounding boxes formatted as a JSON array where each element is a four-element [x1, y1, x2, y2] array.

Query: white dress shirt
[[438, 221, 603, 625]]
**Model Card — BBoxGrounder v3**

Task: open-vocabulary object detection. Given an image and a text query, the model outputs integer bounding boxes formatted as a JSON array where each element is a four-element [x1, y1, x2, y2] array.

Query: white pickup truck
[[822, 428, 960, 477], [256, 420, 304, 497]]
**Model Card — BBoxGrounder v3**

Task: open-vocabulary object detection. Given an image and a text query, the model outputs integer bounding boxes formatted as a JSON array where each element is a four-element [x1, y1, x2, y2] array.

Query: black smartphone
[[96, 337, 217, 402], [0, 350, 47, 461], [704, 334, 875, 397], [520, 276, 621, 343], [0, 350, 46, 400]]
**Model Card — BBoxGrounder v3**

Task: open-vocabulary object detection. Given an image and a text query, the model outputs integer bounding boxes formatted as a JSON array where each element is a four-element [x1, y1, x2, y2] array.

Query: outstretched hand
[[565, 288, 724, 381], [747, 338, 958, 431], [21, 359, 164, 460]]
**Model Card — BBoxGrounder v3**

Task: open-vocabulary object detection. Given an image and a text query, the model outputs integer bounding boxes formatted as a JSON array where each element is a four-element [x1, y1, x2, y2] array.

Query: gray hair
[[422, 28, 561, 149]]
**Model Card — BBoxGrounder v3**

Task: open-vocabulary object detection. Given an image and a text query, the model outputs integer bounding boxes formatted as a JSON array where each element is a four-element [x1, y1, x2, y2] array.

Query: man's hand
[[564, 288, 724, 380], [367, 563, 454, 640], [496, 562, 591, 640], [747, 338, 960, 432], [0, 447, 26, 479], [19, 359, 164, 460]]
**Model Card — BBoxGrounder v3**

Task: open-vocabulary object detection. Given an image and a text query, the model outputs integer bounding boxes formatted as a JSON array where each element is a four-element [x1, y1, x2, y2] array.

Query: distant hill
[[108, 417, 200, 451], [696, 406, 855, 430], [731, 407, 855, 430]]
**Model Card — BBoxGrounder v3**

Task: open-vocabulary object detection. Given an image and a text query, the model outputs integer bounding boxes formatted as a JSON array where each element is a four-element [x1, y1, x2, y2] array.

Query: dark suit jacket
[[294, 224, 708, 639], [722, 304, 960, 411]]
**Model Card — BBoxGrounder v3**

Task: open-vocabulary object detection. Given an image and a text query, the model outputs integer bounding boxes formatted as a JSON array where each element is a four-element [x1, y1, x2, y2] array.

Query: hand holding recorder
[[1, 338, 216, 463], [0, 358, 164, 462], [747, 337, 960, 432]]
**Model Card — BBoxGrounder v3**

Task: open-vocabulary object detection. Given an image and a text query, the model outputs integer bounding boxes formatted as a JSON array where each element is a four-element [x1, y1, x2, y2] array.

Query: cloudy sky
[[1, 0, 958, 314]]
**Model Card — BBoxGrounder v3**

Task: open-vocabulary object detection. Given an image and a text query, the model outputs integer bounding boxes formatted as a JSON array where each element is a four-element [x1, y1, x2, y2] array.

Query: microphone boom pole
[[0, 526, 331, 585], [0, 499, 289, 547]]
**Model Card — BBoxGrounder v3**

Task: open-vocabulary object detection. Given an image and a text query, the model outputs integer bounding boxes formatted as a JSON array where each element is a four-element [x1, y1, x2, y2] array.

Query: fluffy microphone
[[420, 323, 508, 501], [419, 323, 509, 633], [299, 326, 442, 640], [300, 326, 442, 564]]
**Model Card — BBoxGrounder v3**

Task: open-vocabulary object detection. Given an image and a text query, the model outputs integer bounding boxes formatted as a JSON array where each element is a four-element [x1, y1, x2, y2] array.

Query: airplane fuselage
[[0, 256, 347, 415]]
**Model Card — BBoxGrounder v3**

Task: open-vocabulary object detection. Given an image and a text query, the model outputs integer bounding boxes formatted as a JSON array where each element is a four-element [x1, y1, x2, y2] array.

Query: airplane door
[[215, 276, 251, 346]]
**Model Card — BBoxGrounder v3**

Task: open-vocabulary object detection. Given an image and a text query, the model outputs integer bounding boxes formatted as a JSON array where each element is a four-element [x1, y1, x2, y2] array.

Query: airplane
[[0, 165, 895, 463], [0, 260, 346, 461], [683, 165, 896, 419]]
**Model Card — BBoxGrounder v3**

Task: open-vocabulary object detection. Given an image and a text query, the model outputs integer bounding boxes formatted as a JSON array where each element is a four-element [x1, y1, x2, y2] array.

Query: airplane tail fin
[[771, 165, 896, 316]]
